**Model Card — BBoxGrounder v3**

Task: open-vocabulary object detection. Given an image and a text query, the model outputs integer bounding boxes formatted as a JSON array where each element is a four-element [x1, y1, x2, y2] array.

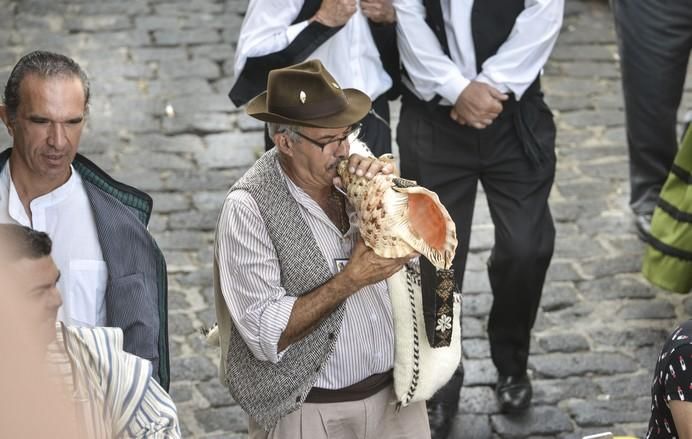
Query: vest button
[[328, 332, 335, 340], [296, 396, 301, 403]]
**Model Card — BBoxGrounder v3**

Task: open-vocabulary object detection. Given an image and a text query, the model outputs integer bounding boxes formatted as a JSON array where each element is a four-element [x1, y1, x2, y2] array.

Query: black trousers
[[264, 94, 392, 157], [397, 92, 556, 398], [611, 0, 692, 215]]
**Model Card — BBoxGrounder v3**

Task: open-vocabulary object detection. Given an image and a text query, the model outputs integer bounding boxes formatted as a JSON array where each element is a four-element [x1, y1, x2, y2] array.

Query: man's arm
[[393, 0, 504, 128], [476, 0, 564, 100], [393, 0, 468, 104], [670, 401, 692, 439], [278, 237, 410, 351]]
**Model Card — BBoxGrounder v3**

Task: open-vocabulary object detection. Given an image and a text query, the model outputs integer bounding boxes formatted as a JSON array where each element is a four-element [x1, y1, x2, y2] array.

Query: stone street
[[1, 0, 690, 437]]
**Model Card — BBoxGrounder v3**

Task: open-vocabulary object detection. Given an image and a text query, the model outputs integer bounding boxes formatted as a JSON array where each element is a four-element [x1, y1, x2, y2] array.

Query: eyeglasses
[[290, 123, 362, 150]]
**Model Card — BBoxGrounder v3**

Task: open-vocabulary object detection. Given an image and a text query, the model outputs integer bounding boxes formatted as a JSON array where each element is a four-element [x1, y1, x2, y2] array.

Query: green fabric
[[642, 126, 692, 294]]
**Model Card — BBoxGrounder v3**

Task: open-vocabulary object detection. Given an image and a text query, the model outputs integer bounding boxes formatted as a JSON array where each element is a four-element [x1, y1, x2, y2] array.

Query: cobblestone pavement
[[1, 0, 691, 437]]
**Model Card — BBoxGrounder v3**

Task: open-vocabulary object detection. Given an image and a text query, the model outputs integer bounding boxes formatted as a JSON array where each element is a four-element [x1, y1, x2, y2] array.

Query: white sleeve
[[476, 0, 564, 99], [393, 0, 469, 103], [216, 190, 298, 363], [233, 0, 307, 78]]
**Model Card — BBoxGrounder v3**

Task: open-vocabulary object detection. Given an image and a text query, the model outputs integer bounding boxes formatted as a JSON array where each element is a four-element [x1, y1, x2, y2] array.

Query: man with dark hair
[[0, 50, 170, 389], [393, 0, 563, 436], [0, 224, 181, 438]]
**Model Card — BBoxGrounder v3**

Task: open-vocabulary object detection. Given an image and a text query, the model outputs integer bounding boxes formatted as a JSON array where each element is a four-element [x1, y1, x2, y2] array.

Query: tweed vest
[[213, 149, 345, 430]]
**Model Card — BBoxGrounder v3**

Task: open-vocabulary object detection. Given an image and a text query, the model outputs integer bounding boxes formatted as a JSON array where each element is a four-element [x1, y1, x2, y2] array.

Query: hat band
[[268, 95, 348, 122]]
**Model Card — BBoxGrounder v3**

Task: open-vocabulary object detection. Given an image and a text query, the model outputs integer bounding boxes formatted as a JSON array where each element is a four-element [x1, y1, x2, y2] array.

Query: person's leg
[[359, 94, 392, 157], [397, 98, 479, 438], [480, 96, 556, 413], [612, 0, 692, 219]]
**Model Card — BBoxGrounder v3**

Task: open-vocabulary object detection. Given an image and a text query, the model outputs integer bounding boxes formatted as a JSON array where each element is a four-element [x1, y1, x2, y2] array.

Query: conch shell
[[337, 152, 457, 270]]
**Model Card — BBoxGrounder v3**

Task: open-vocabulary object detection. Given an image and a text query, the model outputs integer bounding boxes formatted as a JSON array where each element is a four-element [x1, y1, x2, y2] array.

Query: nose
[[48, 286, 63, 311], [47, 122, 68, 150], [336, 137, 350, 160]]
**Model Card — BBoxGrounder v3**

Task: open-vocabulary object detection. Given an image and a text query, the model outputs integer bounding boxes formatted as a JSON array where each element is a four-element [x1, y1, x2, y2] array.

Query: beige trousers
[[249, 385, 430, 439]]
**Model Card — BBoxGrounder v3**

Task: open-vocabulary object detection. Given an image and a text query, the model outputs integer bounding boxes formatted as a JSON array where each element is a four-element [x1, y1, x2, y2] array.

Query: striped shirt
[[46, 323, 180, 438], [216, 159, 395, 389]]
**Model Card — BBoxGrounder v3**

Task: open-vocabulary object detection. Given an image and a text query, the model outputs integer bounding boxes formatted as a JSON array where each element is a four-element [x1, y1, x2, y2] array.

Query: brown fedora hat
[[246, 59, 371, 128]]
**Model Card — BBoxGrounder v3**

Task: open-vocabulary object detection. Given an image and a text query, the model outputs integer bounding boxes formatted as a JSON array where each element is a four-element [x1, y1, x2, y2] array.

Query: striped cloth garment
[[216, 157, 396, 390], [46, 322, 180, 438]]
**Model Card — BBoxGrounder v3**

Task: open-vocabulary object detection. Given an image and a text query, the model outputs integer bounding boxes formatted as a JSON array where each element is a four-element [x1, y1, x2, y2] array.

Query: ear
[[274, 132, 294, 157], [0, 105, 14, 138]]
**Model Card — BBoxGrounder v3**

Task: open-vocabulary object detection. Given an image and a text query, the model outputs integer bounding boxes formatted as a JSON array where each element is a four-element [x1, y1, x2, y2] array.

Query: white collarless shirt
[[395, 0, 564, 103], [233, 0, 393, 100], [0, 163, 107, 327]]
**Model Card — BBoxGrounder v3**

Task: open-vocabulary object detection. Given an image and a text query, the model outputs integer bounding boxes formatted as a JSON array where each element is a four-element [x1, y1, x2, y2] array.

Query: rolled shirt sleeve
[[216, 190, 297, 363], [394, 0, 470, 103], [476, 0, 564, 100]]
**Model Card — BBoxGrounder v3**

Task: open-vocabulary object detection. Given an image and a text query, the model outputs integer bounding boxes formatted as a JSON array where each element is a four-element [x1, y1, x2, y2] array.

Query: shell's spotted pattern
[[337, 150, 457, 270]]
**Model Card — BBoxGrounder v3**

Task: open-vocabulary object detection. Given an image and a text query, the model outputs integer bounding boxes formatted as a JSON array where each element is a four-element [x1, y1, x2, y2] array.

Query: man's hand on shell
[[342, 237, 414, 290], [333, 153, 395, 188]]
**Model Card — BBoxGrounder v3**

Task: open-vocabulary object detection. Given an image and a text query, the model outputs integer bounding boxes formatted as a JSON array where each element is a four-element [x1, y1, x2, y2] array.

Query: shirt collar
[[5, 164, 78, 225]]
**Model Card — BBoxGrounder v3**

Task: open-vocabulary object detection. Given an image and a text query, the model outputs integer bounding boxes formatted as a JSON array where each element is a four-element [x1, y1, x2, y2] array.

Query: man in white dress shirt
[[393, 0, 564, 436], [0, 51, 169, 388], [229, 0, 400, 157], [213, 60, 430, 438]]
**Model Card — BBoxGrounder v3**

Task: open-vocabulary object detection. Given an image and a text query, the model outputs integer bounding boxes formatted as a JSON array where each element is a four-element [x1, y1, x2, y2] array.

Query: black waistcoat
[[422, 0, 538, 92]]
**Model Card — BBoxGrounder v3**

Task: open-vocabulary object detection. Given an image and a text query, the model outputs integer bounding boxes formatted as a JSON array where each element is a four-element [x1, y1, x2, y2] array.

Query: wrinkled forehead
[[17, 73, 86, 116]]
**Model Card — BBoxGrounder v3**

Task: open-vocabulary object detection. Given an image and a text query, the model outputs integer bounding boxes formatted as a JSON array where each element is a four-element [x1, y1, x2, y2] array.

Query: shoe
[[634, 213, 653, 242], [427, 400, 454, 439], [496, 374, 532, 414]]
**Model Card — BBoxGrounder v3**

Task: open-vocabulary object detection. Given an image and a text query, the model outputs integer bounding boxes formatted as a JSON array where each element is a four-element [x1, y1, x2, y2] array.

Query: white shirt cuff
[[475, 72, 510, 95], [259, 295, 298, 362], [436, 74, 469, 106], [286, 20, 309, 43]]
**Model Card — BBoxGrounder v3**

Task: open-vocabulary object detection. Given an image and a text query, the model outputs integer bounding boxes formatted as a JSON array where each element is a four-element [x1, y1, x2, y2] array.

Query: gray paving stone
[[588, 327, 669, 350], [532, 377, 601, 405], [594, 373, 652, 399], [65, 15, 132, 32], [490, 406, 573, 437], [171, 356, 217, 382], [458, 386, 498, 414], [531, 352, 638, 378], [170, 382, 194, 404], [197, 133, 261, 168], [151, 192, 190, 213], [616, 300, 676, 320], [464, 359, 498, 386], [170, 312, 196, 337], [577, 275, 658, 300], [565, 397, 650, 426], [169, 210, 219, 231], [581, 253, 641, 278], [537, 333, 590, 353], [462, 339, 490, 359], [194, 405, 247, 434], [154, 29, 220, 46], [449, 413, 493, 439], [541, 283, 579, 312], [197, 380, 236, 407], [462, 316, 486, 339], [462, 293, 493, 317], [462, 270, 491, 294]]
